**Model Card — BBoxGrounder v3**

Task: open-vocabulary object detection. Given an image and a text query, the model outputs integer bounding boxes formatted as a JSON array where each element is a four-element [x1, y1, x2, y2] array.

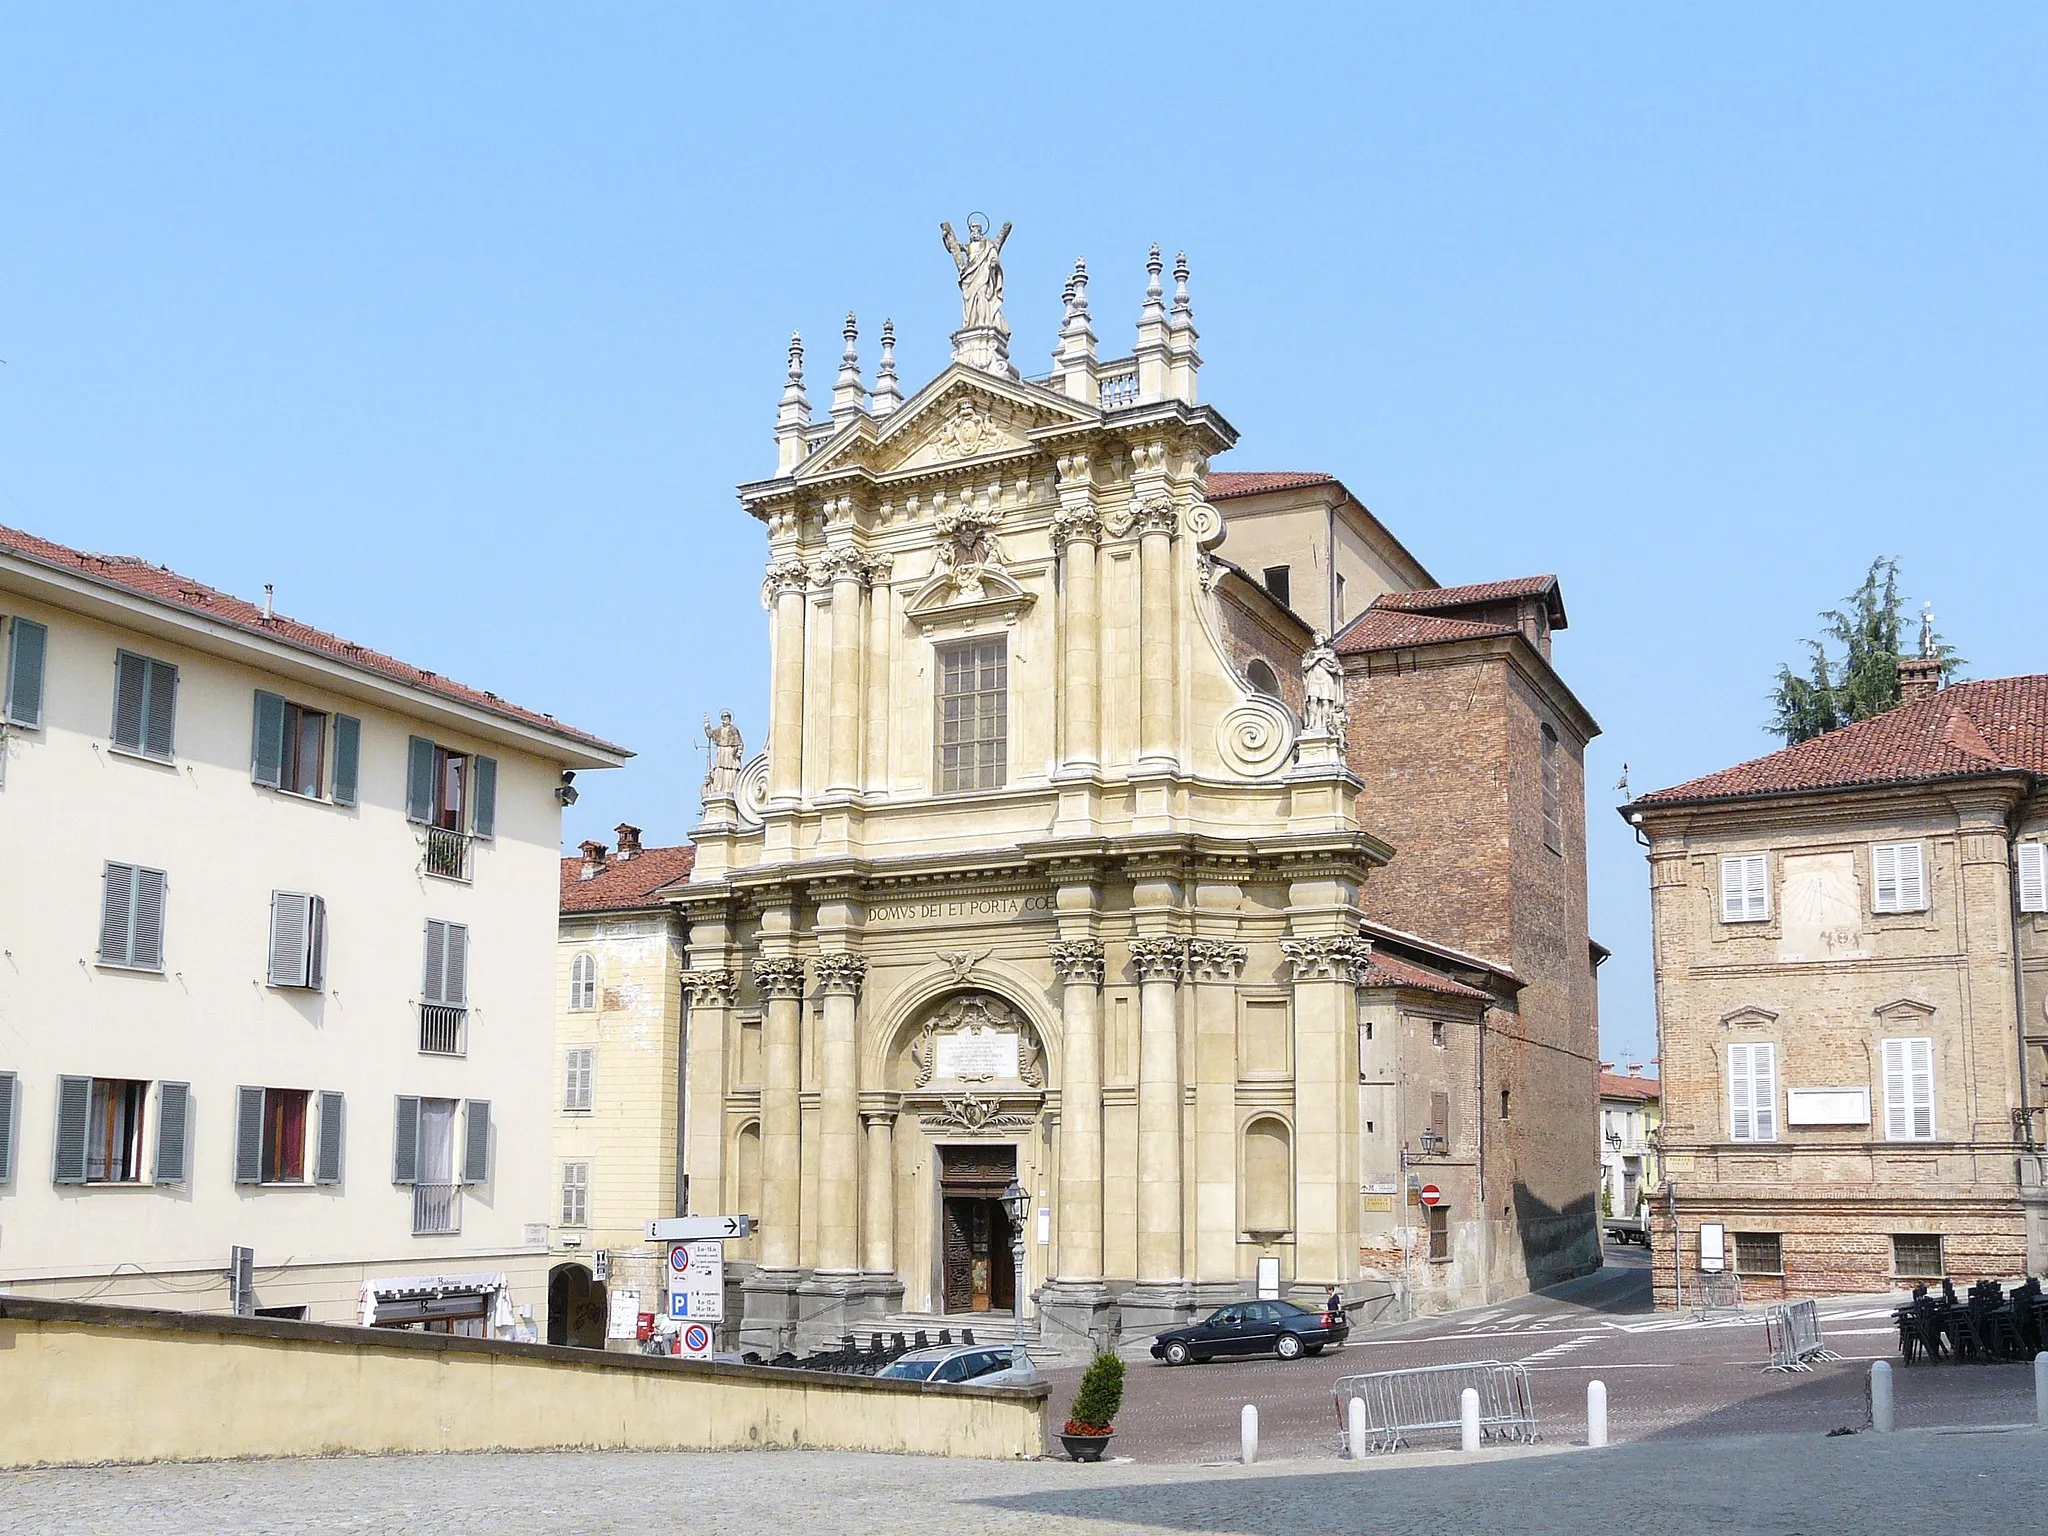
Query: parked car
[[876, 1344, 1030, 1384], [1149, 1299, 1349, 1365]]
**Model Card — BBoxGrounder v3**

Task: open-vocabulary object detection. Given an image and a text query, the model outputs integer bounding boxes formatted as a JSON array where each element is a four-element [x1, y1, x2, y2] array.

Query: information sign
[[666, 1238, 725, 1322]]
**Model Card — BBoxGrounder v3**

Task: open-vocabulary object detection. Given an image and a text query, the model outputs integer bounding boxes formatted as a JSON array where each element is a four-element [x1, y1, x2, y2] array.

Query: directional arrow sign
[[645, 1215, 753, 1242]]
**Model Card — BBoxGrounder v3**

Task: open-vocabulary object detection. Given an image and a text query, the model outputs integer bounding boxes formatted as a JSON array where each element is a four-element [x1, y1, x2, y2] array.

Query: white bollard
[[1587, 1379, 1608, 1448], [1347, 1395, 1367, 1460], [2036, 1353, 2048, 1429], [1240, 1403, 1259, 1464], [1460, 1386, 1481, 1452], [1870, 1359, 1895, 1433]]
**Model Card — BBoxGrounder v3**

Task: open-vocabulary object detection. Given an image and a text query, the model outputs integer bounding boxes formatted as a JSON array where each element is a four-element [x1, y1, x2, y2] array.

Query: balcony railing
[[423, 825, 471, 882], [413, 1181, 461, 1236], [419, 1003, 467, 1056]]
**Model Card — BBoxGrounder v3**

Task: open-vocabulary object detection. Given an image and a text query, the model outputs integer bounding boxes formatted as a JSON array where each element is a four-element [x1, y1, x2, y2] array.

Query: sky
[[5, 5, 2045, 1069]]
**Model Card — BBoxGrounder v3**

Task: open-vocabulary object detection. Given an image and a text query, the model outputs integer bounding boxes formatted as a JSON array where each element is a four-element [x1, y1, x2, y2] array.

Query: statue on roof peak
[[940, 215, 1013, 339]]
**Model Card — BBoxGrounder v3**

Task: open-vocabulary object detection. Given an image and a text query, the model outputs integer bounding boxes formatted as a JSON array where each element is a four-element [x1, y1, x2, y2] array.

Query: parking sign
[[666, 1238, 724, 1322]]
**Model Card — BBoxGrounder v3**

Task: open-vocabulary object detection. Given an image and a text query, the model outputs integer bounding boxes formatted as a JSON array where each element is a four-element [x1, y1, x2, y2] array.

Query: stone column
[[765, 557, 810, 806], [681, 964, 740, 1218], [753, 954, 806, 1270], [862, 555, 893, 793], [1187, 939, 1249, 1290], [812, 952, 868, 1273], [823, 551, 866, 796], [1282, 929, 1370, 1302], [861, 1104, 897, 1275], [1130, 934, 1189, 1286], [1050, 938, 1107, 1281], [1053, 483, 1102, 774], [1134, 499, 1179, 771]]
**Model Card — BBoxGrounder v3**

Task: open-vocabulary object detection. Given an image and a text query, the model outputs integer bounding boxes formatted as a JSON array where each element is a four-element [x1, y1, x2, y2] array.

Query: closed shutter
[[234, 1086, 265, 1184], [560, 1162, 588, 1225], [269, 892, 312, 987], [0, 1070, 16, 1182], [53, 1075, 91, 1184], [5, 617, 47, 727], [1883, 1038, 1936, 1141], [143, 658, 177, 759], [1730, 1043, 1777, 1142], [100, 861, 135, 964], [314, 1091, 345, 1184], [1721, 855, 1769, 922], [131, 867, 166, 970], [307, 896, 327, 990], [422, 920, 448, 1005], [251, 691, 287, 787], [2020, 843, 2048, 914], [392, 1095, 420, 1183], [405, 736, 436, 823], [444, 923, 469, 1007], [564, 1048, 594, 1111], [462, 1100, 491, 1184], [330, 715, 361, 806], [471, 755, 498, 839], [1873, 843, 1926, 913], [154, 1081, 191, 1184], [1429, 1092, 1450, 1147], [113, 652, 148, 750]]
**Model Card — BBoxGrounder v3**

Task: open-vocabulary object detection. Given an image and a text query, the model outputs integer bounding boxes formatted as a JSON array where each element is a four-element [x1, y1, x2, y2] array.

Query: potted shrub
[[1060, 1350, 1125, 1462]]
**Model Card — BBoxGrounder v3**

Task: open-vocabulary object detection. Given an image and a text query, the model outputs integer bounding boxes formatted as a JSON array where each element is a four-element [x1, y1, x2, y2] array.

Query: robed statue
[[1302, 632, 1347, 745], [940, 216, 1013, 338], [702, 711, 744, 798]]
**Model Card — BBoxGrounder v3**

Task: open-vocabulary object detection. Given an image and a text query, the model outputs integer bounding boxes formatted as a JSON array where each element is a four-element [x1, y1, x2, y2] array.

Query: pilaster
[[1281, 928, 1371, 1292], [1187, 935, 1248, 1285]]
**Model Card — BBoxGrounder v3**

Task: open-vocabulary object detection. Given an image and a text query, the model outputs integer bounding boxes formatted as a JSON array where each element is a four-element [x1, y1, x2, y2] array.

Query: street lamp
[[999, 1178, 1035, 1381]]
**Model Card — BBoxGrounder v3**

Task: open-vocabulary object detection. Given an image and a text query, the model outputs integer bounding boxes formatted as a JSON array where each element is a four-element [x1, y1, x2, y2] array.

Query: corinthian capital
[[812, 951, 870, 996], [752, 954, 806, 999], [1132, 496, 1179, 538], [1048, 938, 1106, 986], [816, 547, 871, 587], [762, 557, 810, 602], [1185, 939, 1249, 982], [1280, 934, 1374, 984], [1128, 934, 1188, 983], [682, 968, 740, 1008], [1051, 502, 1103, 547]]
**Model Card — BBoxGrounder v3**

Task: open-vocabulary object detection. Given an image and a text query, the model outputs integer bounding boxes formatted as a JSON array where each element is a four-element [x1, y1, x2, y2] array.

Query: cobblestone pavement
[[8, 1429, 2048, 1535], [1034, 1242, 2043, 1462]]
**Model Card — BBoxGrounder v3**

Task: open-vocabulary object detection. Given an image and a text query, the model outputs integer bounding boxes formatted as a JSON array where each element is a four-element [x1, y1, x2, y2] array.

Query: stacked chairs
[[1894, 1275, 2047, 1364]]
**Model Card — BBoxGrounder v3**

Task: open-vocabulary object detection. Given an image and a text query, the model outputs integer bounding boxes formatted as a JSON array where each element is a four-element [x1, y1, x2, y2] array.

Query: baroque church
[[669, 224, 1602, 1354]]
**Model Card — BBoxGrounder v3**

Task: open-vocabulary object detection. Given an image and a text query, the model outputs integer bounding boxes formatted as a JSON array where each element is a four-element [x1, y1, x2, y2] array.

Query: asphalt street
[[1035, 1240, 2043, 1462]]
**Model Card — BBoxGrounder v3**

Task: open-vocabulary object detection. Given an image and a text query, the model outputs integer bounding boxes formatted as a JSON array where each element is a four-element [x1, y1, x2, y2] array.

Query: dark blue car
[[1149, 1299, 1349, 1365]]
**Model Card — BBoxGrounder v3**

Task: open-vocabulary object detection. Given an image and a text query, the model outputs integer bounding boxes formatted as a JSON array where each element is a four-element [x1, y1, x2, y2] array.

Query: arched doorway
[[546, 1262, 607, 1348]]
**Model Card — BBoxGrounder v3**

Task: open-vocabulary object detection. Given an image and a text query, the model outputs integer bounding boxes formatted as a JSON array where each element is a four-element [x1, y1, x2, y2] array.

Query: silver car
[[876, 1344, 1029, 1385]]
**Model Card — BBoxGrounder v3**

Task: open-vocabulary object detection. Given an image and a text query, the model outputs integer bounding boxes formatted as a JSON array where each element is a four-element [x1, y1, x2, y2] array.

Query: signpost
[[1418, 1184, 1443, 1208], [666, 1237, 725, 1322], [645, 1215, 752, 1242], [676, 1321, 714, 1359]]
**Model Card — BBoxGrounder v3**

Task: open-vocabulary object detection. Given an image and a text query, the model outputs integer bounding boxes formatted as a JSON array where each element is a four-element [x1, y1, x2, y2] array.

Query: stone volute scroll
[[1217, 696, 1296, 778]]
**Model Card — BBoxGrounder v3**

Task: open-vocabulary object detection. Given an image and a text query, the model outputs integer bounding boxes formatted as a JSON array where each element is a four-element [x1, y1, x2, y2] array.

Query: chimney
[[1626, 1062, 1643, 1077], [1599, 1061, 1614, 1073], [614, 823, 643, 860], [578, 840, 607, 881]]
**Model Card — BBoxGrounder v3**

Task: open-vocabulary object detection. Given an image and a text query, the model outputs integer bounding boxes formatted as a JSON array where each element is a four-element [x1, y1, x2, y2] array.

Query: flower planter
[[1059, 1430, 1114, 1463]]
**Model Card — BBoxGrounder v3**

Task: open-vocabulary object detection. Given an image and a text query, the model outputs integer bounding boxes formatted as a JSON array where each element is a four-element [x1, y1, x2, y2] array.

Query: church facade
[[670, 230, 1600, 1353]]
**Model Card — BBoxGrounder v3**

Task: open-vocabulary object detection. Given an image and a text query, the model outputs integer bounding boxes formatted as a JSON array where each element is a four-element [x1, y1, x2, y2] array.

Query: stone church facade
[[668, 233, 1601, 1353]]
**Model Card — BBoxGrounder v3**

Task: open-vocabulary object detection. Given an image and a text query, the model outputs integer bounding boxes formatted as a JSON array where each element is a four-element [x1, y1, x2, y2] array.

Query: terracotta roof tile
[[1356, 950, 1491, 1000], [1599, 1072, 1660, 1102], [1202, 471, 1339, 499], [1633, 675, 2048, 807], [559, 844, 695, 913], [1332, 608, 1518, 654], [1374, 576, 1560, 611], [1, 522, 624, 755]]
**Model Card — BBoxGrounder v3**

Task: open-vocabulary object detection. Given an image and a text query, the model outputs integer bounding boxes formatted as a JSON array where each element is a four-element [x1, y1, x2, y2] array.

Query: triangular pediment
[[794, 365, 1092, 482]]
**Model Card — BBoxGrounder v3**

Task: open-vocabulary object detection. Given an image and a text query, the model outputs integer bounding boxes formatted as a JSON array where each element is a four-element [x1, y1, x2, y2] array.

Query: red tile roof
[[1203, 471, 1339, 499], [559, 844, 696, 913], [1356, 949, 1491, 1000], [1374, 576, 1560, 611], [1633, 675, 2048, 807], [1599, 1072, 1660, 1103], [1, 522, 624, 756], [1333, 608, 1518, 654]]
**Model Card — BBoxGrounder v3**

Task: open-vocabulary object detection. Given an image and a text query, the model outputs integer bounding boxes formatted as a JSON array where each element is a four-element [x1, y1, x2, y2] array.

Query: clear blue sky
[[6, 6, 2045, 1067]]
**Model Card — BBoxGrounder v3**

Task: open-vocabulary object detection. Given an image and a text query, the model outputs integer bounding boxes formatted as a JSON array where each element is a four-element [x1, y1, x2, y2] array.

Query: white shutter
[[1729, 1044, 1753, 1141], [1730, 1043, 1776, 1142], [2018, 844, 2047, 913], [1873, 844, 1899, 912], [1722, 855, 1768, 922], [563, 1048, 594, 1111], [1909, 1038, 1935, 1139], [1882, 1038, 1909, 1140], [1897, 844, 1926, 911], [1884, 1037, 1936, 1140]]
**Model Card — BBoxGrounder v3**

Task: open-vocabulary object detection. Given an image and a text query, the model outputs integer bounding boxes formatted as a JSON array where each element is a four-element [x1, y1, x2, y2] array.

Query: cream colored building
[[549, 829, 692, 1347], [669, 234, 1600, 1355], [1598, 1069, 1660, 1221], [0, 524, 624, 1329]]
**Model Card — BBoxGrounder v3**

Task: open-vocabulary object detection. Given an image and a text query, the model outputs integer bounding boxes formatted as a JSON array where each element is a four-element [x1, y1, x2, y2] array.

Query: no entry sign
[[1418, 1184, 1443, 1207]]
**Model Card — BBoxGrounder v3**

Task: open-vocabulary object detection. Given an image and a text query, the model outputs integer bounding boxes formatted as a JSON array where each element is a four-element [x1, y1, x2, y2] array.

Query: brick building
[[1627, 670, 2048, 1306]]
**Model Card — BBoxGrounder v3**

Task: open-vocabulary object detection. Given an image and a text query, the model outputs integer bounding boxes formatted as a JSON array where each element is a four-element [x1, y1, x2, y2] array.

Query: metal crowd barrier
[[1693, 1270, 1744, 1320], [1763, 1299, 1842, 1372], [1330, 1360, 1540, 1454]]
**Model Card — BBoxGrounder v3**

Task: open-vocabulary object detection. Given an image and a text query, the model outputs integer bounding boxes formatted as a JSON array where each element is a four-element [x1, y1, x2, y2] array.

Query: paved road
[[1035, 1241, 2042, 1462], [10, 1429, 2047, 1535]]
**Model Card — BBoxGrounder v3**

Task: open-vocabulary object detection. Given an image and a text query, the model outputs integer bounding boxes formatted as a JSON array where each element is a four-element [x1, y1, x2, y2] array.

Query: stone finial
[[1167, 250, 1201, 404], [1134, 245, 1171, 400], [1144, 245, 1165, 317], [871, 318, 904, 416], [831, 312, 867, 419], [1172, 251, 1191, 316], [774, 330, 812, 474], [1057, 257, 1100, 404]]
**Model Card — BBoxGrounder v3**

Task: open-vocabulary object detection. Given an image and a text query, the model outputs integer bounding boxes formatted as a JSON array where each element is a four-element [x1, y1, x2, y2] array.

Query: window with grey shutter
[[462, 1099, 491, 1184], [154, 1081, 191, 1184], [307, 896, 327, 990], [143, 658, 177, 758], [444, 922, 468, 1007], [234, 1086, 265, 1184], [405, 736, 436, 822], [251, 690, 287, 787], [0, 1070, 17, 1183], [314, 1091, 344, 1184], [4, 617, 47, 728], [422, 919, 469, 1007], [269, 892, 312, 987], [112, 651, 177, 760], [113, 651, 148, 750], [392, 1095, 420, 1183], [564, 1047, 594, 1111], [130, 867, 166, 970], [98, 861, 167, 970], [471, 755, 498, 839], [331, 714, 361, 806], [52, 1075, 91, 1184], [99, 861, 135, 965]]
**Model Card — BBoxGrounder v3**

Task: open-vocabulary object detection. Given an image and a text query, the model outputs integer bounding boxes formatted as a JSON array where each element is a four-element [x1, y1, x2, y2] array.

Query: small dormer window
[[1262, 566, 1291, 608]]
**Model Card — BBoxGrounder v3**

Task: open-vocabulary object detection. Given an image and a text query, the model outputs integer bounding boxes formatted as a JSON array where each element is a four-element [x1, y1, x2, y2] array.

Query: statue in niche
[[701, 711, 744, 797], [1302, 632, 1348, 746], [940, 216, 1013, 337]]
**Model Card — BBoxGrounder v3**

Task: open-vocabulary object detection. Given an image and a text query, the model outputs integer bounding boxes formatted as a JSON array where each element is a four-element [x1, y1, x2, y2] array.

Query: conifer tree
[[1769, 558, 1962, 746]]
